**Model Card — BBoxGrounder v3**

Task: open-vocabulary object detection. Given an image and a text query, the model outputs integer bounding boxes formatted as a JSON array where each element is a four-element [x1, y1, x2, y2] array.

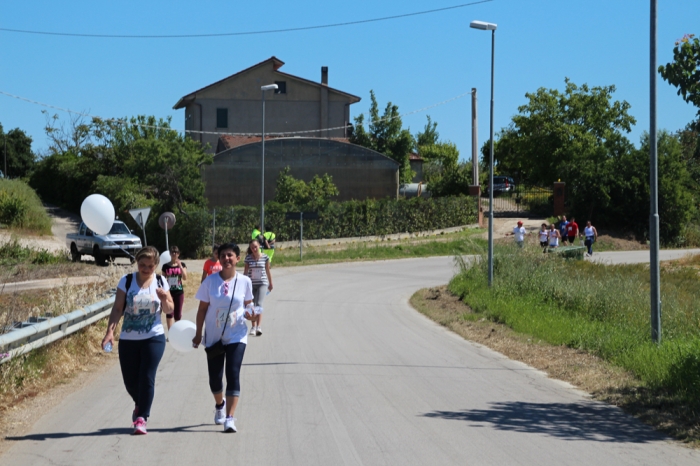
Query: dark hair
[[169, 245, 180, 254], [212, 244, 219, 252], [218, 242, 240, 258]]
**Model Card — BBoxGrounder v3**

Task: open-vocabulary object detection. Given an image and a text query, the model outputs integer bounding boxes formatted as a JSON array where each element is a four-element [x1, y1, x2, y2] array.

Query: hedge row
[[162, 195, 478, 257]]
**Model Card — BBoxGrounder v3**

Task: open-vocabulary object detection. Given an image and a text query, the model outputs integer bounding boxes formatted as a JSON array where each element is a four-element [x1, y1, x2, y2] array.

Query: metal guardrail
[[0, 295, 115, 364]]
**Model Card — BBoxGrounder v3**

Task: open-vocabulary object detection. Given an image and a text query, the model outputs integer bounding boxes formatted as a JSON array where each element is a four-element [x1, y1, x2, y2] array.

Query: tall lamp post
[[260, 83, 278, 234], [649, 1, 661, 343], [470, 20, 497, 287]]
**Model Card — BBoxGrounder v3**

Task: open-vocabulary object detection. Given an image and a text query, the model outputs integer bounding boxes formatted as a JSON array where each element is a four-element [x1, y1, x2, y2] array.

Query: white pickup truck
[[66, 220, 142, 265]]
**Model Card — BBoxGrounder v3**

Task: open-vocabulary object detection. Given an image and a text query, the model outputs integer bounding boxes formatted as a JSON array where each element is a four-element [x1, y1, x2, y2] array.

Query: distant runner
[[201, 244, 222, 283]]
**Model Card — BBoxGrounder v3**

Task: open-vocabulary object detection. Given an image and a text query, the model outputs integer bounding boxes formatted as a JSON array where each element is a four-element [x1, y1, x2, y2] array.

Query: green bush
[[161, 195, 478, 257], [0, 239, 66, 266], [0, 179, 52, 233], [450, 245, 700, 403]]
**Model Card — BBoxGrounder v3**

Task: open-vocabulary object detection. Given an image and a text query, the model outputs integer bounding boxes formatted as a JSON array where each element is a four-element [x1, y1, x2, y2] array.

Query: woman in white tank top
[[583, 221, 598, 256], [547, 224, 560, 248]]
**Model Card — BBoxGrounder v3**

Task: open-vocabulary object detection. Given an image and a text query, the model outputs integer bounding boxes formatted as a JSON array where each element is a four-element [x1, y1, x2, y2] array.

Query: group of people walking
[[513, 216, 599, 256], [101, 232, 275, 435]]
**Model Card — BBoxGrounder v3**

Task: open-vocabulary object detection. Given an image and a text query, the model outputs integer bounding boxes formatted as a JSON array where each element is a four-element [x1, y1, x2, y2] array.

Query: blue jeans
[[118, 334, 166, 419], [584, 237, 594, 255]]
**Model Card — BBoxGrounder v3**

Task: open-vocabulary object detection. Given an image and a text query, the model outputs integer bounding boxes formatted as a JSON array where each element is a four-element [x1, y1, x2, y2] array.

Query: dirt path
[[0, 205, 79, 254]]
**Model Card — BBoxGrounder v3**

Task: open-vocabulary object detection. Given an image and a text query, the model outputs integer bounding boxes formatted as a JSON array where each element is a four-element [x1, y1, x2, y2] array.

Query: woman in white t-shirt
[[102, 246, 174, 435], [192, 242, 254, 433]]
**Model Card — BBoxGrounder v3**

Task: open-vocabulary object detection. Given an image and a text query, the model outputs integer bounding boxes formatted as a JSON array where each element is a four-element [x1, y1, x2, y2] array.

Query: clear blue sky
[[1, 0, 698, 160]]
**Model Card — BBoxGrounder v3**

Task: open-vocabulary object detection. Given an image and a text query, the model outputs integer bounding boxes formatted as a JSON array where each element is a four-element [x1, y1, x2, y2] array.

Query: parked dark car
[[486, 176, 516, 195]]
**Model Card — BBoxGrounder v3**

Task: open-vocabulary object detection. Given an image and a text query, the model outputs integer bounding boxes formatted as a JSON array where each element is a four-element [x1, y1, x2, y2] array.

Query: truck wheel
[[70, 244, 80, 262], [93, 246, 106, 266]]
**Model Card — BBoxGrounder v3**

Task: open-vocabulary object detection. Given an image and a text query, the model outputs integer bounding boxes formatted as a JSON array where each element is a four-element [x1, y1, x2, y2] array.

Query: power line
[[0, 89, 471, 137], [0, 1, 493, 39]]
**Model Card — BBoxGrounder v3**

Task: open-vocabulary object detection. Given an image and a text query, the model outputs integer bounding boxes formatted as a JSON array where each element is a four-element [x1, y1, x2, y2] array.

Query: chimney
[[321, 66, 328, 86]]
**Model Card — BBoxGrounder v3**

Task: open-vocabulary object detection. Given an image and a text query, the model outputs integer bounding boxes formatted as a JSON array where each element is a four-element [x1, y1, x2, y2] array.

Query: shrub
[[0, 179, 52, 233], [160, 195, 478, 257]]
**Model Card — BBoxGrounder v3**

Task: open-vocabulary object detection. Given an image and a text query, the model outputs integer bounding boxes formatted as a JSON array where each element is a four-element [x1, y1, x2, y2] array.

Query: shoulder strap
[[156, 274, 166, 289], [122, 273, 134, 311], [220, 275, 238, 339]]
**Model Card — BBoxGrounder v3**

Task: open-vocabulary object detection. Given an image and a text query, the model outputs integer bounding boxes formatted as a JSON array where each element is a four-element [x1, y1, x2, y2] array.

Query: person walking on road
[[161, 245, 187, 331], [201, 245, 222, 283], [262, 229, 276, 262], [192, 243, 254, 433], [102, 246, 174, 435], [538, 223, 549, 250], [566, 217, 579, 245], [509, 221, 527, 248], [244, 239, 273, 336], [583, 221, 598, 256], [547, 223, 561, 250], [251, 225, 270, 249], [558, 215, 569, 245]]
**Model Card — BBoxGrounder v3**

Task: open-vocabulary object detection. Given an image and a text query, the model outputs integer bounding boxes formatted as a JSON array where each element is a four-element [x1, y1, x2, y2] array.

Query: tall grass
[[0, 179, 52, 234], [450, 245, 700, 403]]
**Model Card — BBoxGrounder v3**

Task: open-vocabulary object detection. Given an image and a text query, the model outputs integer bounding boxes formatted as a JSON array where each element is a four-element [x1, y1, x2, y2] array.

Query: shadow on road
[[5, 424, 210, 441], [422, 401, 666, 444]]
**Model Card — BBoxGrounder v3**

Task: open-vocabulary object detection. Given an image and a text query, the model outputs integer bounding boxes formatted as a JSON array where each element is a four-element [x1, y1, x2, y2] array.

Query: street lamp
[[470, 19, 497, 287], [649, 1, 661, 343], [260, 83, 278, 234]]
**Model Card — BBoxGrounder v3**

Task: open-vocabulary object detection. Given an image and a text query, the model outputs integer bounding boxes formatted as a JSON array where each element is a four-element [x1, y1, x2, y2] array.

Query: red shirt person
[[566, 218, 579, 244]]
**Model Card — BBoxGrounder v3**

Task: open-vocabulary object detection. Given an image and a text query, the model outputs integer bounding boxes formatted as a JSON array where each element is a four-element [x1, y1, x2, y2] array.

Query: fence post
[[553, 182, 566, 217], [468, 185, 484, 227]]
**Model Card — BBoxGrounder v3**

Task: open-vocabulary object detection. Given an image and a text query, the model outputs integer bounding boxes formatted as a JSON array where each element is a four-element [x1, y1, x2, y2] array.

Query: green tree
[[659, 34, 700, 116], [0, 123, 35, 178], [274, 166, 339, 208], [489, 79, 636, 220], [350, 91, 415, 183], [414, 116, 469, 196]]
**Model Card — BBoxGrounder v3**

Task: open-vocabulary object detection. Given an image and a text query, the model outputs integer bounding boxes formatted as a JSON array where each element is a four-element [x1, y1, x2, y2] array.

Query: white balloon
[[160, 250, 171, 266], [80, 194, 115, 236], [169, 320, 196, 353]]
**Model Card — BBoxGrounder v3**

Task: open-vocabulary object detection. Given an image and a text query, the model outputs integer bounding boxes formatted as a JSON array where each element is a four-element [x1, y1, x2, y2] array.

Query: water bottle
[[104, 342, 113, 353]]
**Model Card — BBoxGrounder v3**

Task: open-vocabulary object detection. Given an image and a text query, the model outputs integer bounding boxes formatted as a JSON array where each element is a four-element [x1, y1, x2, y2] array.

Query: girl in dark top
[[161, 245, 187, 331]]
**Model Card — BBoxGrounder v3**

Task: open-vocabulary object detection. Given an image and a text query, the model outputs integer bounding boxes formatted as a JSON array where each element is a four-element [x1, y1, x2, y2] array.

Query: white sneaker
[[256, 326, 262, 336], [224, 416, 237, 433], [214, 401, 226, 425], [249, 326, 256, 335]]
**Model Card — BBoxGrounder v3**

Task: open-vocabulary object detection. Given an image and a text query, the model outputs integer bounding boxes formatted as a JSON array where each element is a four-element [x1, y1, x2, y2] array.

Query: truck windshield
[[109, 223, 131, 235]]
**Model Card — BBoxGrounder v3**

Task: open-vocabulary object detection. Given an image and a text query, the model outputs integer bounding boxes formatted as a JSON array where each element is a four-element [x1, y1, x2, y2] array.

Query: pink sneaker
[[133, 417, 147, 435]]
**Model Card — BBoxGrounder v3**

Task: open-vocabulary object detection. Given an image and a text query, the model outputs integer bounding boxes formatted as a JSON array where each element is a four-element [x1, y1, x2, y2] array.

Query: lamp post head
[[470, 20, 497, 31], [261, 84, 279, 91]]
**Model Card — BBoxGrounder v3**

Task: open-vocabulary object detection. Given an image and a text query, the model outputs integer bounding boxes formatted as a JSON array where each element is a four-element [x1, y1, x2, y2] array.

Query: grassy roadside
[[0, 179, 52, 234], [270, 229, 487, 266], [409, 286, 700, 446], [434, 244, 700, 445]]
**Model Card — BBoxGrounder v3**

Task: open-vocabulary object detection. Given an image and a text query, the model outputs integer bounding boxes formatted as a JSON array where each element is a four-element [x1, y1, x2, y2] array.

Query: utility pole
[[649, 0, 661, 343], [471, 88, 479, 185]]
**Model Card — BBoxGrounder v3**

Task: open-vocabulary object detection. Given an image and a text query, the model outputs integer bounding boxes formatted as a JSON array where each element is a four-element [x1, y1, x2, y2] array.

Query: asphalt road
[[2, 256, 699, 465]]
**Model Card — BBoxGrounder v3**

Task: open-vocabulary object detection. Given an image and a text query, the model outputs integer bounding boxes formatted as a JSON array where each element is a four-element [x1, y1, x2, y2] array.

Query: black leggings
[[207, 342, 246, 397], [118, 334, 166, 419]]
